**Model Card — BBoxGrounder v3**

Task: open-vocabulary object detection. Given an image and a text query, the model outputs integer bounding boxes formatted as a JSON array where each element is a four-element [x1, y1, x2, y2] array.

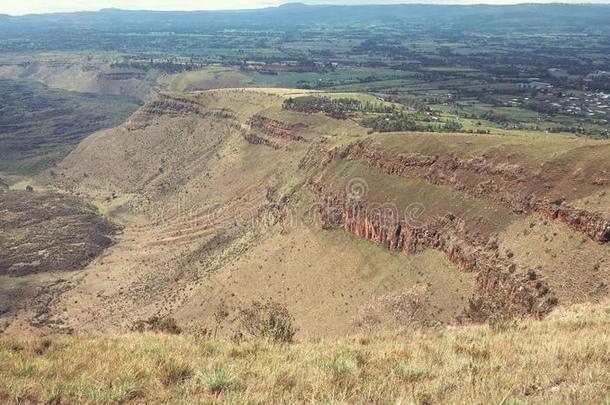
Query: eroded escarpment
[[330, 141, 610, 243], [247, 115, 308, 143], [309, 181, 556, 316], [127, 94, 237, 130], [243, 132, 281, 150], [242, 115, 309, 150], [538, 205, 610, 243]]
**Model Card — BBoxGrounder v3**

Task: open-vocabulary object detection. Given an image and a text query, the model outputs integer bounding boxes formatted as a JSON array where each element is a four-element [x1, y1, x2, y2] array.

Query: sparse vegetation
[[2, 301, 610, 403], [392, 362, 429, 382]]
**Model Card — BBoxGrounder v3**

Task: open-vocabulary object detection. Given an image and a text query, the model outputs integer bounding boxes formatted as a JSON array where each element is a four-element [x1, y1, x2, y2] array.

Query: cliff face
[[538, 205, 610, 243], [330, 141, 610, 243], [311, 181, 555, 316]]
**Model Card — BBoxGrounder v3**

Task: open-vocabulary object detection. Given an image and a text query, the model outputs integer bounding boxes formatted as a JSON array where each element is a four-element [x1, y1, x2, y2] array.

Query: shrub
[[213, 302, 230, 338], [466, 293, 518, 332], [353, 286, 429, 331], [238, 299, 297, 343], [132, 316, 181, 334], [33, 338, 53, 355], [197, 366, 233, 393], [183, 323, 211, 341]]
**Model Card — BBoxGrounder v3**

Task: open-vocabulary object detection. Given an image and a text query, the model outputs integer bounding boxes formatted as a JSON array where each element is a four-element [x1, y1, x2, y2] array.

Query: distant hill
[[2, 4, 610, 33], [1, 4, 610, 55]]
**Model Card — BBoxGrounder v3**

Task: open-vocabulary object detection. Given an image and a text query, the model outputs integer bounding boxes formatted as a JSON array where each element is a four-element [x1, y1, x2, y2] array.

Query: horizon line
[[3, 1, 610, 17]]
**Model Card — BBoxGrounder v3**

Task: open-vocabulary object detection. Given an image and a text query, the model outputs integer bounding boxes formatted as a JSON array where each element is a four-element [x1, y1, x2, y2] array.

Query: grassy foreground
[[2, 302, 610, 404]]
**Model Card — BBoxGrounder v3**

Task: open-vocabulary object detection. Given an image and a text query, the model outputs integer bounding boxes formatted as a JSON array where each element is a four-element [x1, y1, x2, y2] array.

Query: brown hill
[[7, 88, 607, 338]]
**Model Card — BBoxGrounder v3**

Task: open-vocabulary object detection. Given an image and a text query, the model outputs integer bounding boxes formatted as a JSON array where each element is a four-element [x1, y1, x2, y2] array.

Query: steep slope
[[19, 88, 610, 338]]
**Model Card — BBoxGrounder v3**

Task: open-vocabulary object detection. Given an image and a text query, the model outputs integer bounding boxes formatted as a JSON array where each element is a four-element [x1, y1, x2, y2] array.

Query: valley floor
[[1, 301, 610, 404]]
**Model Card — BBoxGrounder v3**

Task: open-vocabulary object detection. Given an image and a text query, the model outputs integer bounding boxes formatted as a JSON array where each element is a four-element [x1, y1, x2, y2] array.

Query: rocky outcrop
[[330, 141, 610, 243], [127, 94, 236, 130], [243, 132, 281, 150], [139, 95, 204, 116], [248, 115, 307, 143], [0, 177, 8, 192], [311, 181, 556, 316], [539, 204, 610, 243]]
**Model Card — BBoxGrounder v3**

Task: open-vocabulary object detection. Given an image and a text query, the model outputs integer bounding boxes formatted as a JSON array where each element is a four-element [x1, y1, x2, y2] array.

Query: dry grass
[[2, 302, 610, 404]]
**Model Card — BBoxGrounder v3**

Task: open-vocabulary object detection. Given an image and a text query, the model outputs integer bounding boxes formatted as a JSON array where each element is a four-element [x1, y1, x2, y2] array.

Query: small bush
[[197, 366, 233, 393], [183, 323, 211, 341], [33, 339, 53, 355], [353, 286, 429, 331], [238, 299, 297, 343], [466, 293, 517, 332], [213, 302, 230, 338], [132, 316, 182, 334]]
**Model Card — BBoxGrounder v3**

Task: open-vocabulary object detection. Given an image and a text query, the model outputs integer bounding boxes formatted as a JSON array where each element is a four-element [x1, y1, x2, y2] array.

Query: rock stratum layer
[[310, 182, 556, 316], [329, 140, 610, 243]]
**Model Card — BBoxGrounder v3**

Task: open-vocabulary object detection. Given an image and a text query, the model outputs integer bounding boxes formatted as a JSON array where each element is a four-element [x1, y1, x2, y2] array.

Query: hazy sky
[[2, 0, 610, 16]]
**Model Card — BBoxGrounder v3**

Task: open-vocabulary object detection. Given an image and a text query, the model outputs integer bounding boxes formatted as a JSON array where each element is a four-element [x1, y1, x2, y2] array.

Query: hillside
[[1, 88, 603, 339], [0, 78, 141, 174], [1, 300, 610, 403], [3, 4, 610, 402]]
